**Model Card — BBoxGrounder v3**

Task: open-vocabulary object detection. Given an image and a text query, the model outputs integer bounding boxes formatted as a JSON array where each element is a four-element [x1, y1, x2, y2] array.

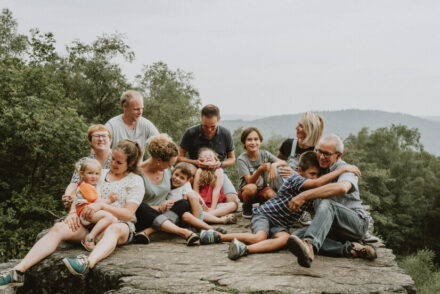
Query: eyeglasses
[[92, 134, 109, 139], [317, 149, 339, 158]]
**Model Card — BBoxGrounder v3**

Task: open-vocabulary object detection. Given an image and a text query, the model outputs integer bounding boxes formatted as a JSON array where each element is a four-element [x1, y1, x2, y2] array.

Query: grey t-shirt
[[314, 159, 368, 219], [142, 168, 172, 206], [237, 150, 278, 190], [105, 114, 159, 155]]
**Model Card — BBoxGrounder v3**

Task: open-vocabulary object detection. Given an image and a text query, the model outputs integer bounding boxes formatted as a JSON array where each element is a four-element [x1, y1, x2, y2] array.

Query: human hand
[[279, 166, 296, 178], [259, 160, 271, 172], [62, 195, 74, 209], [109, 193, 118, 203], [82, 203, 102, 221], [343, 165, 361, 177], [64, 213, 81, 232], [267, 164, 277, 182], [289, 194, 306, 212]]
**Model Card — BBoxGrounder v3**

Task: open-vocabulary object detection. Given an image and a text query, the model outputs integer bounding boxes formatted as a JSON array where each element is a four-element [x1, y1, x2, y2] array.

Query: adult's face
[[110, 149, 129, 175], [296, 120, 306, 140], [123, 97, 144, 121], [201, 115, 218, 138], [157, 156, 177, 171], [89, 130, 111, 152], [316, 140, 341, 169]]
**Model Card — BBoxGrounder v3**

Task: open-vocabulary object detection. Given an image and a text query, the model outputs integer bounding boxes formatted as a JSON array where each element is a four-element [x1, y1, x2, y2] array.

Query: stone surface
[[1, 212, 415, 294]]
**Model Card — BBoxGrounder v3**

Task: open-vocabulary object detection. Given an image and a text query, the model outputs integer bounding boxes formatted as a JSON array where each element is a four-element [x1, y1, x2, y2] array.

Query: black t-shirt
[[278, 138, 314, 159], [180, 124, 234, 162]]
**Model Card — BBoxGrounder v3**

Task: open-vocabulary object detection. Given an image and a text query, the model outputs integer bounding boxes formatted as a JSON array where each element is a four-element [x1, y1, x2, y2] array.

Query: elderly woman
[[134, 134, 201, 245], [0, 140, 144, 288], [62, 124, 113, 209]]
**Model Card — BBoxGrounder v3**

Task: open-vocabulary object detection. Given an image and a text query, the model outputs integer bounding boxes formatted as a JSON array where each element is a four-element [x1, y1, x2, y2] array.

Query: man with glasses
[[105, 90, 159, 156], [286, 134, 377, 268], [177, 104, 239, 215]]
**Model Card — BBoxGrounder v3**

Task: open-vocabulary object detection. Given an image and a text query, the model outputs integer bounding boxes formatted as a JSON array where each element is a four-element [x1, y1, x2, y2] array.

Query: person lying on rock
[[287, 134, 377, 268], [197, 151, 360, 261]]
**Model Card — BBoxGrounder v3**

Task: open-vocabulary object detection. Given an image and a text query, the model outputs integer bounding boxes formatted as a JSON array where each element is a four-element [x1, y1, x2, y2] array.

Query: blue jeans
[[293, 199, 369, 257]]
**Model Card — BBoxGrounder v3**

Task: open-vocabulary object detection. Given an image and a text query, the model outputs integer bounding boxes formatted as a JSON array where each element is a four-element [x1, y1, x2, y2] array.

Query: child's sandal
[[213, 226, 227, 234], [186, 232, 200, 246], [81, 237, 95, 251]]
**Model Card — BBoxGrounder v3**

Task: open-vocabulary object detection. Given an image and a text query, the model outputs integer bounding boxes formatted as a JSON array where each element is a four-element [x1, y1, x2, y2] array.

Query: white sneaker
[[299, 211, 313, 226]]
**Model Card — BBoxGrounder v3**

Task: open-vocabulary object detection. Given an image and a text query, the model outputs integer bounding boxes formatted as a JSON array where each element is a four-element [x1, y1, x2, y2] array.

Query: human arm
[[289, 181, 353, 212], [82, 201, 139, 222], [177, 147, 200, 166], [267, 158, 287, 182], [301, 165, 361, 190]]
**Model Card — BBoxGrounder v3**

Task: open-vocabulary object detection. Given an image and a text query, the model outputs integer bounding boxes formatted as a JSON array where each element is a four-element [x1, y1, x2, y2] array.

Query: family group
[[0, 90, 377, 290]]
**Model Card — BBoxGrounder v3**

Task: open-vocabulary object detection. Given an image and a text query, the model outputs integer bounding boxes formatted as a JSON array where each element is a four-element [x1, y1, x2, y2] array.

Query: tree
[[136, 62, 201, 142]]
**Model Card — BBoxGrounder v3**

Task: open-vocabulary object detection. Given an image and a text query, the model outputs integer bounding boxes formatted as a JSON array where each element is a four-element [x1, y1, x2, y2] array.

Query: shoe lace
[[75, 255, 88, 267], [0, 270, 11, 280]]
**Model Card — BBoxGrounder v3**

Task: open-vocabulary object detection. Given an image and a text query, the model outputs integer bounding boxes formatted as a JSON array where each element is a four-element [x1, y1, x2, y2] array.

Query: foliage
[[136, 61, 201, 142], [343, 125, 440, 258], [399, 249, 440, 294]]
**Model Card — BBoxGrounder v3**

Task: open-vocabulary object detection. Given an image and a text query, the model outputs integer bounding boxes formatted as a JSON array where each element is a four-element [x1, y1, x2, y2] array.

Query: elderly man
[[177, 104, 239, 216], [105, 90, 159, 154], [287, 134, 377, 268]]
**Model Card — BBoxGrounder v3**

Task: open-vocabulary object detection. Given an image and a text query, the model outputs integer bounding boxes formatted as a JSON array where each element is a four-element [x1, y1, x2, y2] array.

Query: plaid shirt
[[254, 174, 311, 228]]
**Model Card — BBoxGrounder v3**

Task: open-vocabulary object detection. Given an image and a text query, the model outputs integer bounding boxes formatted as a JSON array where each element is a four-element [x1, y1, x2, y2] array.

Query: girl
[[193, 148, 236, 217], [73, 159, 118, 251], [237, 127, 287, 218]]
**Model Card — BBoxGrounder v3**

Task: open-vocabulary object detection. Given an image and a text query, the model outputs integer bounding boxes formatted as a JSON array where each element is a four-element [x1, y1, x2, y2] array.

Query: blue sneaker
[[200, 229, 221, 244], [0, 269, 24, 289], [228, 238, 249, 260], [63, 254, 89, 278]]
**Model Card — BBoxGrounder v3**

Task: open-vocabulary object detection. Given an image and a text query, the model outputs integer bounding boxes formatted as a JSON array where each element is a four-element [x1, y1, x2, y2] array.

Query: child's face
[[244, 131, 261, 152], [81, 166, 101, 186], [299, 166, 320, 179], [171, 169, 189, 188], [199, 150, 216, 164]]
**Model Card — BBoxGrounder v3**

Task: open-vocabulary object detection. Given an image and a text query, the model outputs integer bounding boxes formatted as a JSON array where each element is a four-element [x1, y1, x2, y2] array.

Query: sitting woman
[[134, 134, 202, 245], [0, 140, 144, 288], [62, 124, 113, 209]]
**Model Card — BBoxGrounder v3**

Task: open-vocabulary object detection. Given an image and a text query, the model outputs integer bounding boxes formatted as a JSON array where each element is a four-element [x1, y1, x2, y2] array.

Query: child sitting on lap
[[199, 151, 360, 260], [73, 159, 118, 251]]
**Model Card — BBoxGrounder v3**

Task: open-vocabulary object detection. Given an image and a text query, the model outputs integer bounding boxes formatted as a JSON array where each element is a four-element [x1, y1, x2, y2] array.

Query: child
[[199, 151, 360, 260], [193, 148, 236, 216], [73, 159, 118, 251], [237, 127, 287, 218]]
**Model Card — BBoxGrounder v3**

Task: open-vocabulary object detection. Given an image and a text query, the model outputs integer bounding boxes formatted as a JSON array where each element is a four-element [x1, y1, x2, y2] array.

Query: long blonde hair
[[197, 148, 217, 188], [301, 112, 324, 147]]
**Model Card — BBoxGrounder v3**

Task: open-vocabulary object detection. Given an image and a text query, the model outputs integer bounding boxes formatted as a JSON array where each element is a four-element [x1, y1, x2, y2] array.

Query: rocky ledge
[[1, 213, 415, 294]]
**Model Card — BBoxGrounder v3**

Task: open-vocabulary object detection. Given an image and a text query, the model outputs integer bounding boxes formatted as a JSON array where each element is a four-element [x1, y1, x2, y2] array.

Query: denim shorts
[[222, 173, 237, 195], [251, 213, 289, 238], [119, 221, 136, 245]]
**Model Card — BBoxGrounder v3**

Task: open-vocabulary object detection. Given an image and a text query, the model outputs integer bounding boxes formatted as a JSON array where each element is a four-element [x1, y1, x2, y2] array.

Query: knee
[[105, 223, 124, 236], [181, 212, 192, 223], [251, 232, 267, 243], [243, 184, 258, 196], [51, 221, 68, 235]]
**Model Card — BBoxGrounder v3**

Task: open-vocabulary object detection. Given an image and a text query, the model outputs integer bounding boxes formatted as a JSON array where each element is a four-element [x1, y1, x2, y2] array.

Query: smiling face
[[90, 130, 111, 152], [316, 140, 340, 169], [201, 115, 218, 139], [198, 150, 216, 164], [80, 165, 101, 186], [244, 131, 262, 152], [296, 120, 306, 140], [123, 97, 144, 121], [110, 149, 129, 176], [171, 168, 189, 188]]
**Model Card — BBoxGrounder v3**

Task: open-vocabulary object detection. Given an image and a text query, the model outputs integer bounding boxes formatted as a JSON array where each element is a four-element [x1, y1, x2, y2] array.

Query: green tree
[[136, 61, 201, 142]]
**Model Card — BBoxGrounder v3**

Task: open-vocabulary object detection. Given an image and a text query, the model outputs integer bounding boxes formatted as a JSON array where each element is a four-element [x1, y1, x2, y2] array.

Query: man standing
[[105, 90, 159, 154], [287, 134, 377, 268], [178, 104, 239, 216]]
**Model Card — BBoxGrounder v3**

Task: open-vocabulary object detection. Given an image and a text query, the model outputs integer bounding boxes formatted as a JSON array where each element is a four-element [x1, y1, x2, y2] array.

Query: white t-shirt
[[100, 169, 145, 223], [166, 182, 193, 201]]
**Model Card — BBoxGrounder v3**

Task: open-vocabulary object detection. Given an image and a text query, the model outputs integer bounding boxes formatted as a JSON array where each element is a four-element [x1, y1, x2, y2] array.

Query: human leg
[[222, 174, 239, 213], [83, 211, 117, 250], [207, 202, 237, 217], [15, 221, 87, 273]]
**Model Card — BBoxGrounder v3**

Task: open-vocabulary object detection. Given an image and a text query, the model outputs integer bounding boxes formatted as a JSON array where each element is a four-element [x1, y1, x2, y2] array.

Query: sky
[[3, 0, 440, 117]]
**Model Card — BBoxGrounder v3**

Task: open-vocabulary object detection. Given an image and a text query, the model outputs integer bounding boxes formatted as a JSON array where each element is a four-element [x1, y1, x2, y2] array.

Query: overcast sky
[[3, 0, 440, 117]]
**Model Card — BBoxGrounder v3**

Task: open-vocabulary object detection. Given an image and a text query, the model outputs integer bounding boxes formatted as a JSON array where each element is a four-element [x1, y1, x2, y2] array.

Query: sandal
[[186, 232, 200, 246], [81, 237, 95, 251], [221, 214, 237, 224], [134, 232, 151, 244]]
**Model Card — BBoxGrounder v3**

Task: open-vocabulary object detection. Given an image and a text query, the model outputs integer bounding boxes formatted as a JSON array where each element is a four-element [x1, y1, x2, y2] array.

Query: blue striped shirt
[[254, 174, 311, 228]]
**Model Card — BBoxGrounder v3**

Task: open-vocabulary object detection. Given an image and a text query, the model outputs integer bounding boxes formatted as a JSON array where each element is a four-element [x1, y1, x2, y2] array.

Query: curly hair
[[147, 133, 178, 162]]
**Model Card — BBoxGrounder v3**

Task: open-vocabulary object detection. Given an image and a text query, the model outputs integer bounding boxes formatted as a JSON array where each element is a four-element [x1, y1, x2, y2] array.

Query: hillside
[[220, 109, 440, 155]]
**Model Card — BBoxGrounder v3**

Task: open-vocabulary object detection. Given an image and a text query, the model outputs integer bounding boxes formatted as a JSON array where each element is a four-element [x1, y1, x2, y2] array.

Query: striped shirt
[[254, 174, 311, 228]]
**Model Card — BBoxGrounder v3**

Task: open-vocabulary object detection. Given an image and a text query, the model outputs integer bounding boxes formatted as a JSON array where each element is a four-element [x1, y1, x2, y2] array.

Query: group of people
[[0, 90, 377, 290]]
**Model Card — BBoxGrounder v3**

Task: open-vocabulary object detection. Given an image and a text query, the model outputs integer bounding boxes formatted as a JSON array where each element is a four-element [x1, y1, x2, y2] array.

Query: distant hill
[[220, 109, 440, 156]]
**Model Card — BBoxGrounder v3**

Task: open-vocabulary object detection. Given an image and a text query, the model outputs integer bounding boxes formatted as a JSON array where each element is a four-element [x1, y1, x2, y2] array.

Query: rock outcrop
[[1, 210, 415, 294]]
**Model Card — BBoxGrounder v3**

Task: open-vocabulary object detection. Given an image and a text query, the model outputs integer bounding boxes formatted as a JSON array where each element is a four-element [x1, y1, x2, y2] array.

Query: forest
[[1, 9, 439, 292]]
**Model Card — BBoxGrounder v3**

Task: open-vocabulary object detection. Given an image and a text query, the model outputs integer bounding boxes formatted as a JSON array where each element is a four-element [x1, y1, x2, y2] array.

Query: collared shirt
[[180, 124, 234, 162], [314, 159, 368, 219], [254, 174, 311, 228]]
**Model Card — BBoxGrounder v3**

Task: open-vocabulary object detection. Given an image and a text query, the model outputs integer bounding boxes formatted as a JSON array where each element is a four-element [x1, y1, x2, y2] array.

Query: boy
[[199, 151, 360, 260]]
